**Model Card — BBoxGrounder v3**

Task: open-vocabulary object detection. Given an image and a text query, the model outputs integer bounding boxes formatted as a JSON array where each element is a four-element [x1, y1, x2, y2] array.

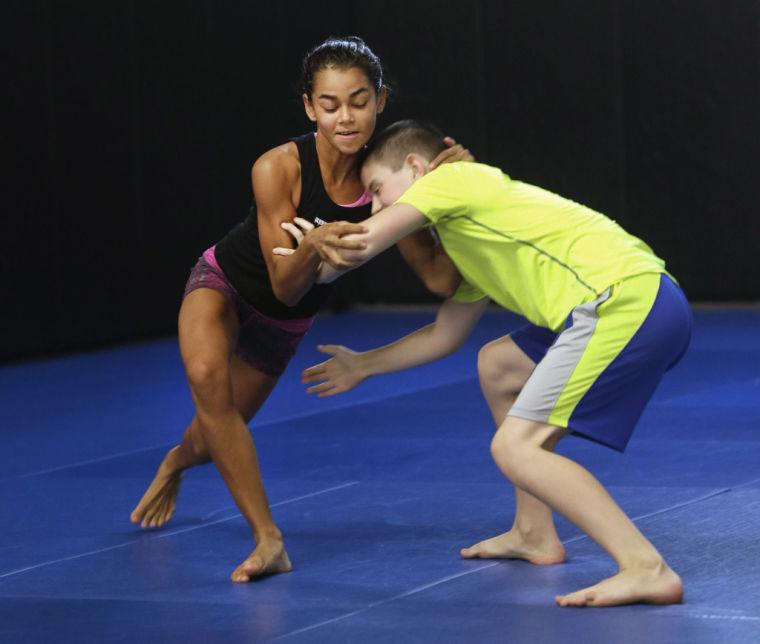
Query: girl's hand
[[273, 219, 367, 268], [302, 345, 366, 397], [428, 136, 475, 171]]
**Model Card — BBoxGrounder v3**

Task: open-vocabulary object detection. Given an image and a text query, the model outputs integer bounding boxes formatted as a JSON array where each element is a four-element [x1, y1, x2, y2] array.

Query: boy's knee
[[477, 341, 502, 379], [477, 341, 529, 396], [491, 418, 560, 478], [490, 424, 525, 476], [489, 430, 509, 464]]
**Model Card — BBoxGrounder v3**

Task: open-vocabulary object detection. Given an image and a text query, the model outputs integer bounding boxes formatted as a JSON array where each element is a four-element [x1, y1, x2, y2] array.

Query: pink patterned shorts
[[183, 247, 314, 376]]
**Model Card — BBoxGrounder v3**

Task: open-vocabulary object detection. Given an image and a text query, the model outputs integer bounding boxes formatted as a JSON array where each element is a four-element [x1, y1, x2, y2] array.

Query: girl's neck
[[314, 130, 360, 186]]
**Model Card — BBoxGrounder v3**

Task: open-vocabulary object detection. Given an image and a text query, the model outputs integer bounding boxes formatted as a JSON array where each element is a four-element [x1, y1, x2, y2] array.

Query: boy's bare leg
[[491, 417, 683, 607], [460, 337, 564, 564], [132, 289, 291, 581], [460, 468, 565, 565]]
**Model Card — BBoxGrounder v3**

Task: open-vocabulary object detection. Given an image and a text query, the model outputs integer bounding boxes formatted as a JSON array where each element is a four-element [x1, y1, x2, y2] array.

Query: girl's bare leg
[[130, 357, 274, 529], [129, 418, 205, 530], [131, 289, 290, 581]]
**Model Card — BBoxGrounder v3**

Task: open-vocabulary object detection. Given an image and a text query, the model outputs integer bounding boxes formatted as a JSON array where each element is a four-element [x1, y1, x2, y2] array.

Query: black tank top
[[214, 133, 371, 319]]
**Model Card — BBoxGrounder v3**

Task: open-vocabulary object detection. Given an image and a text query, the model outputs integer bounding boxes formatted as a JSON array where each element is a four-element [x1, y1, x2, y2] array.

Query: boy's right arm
[[302, 297, 489, 397]]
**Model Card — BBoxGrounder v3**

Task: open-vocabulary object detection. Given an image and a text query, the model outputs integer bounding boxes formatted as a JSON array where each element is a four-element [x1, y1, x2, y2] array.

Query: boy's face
[[361, 159, 418, 213]]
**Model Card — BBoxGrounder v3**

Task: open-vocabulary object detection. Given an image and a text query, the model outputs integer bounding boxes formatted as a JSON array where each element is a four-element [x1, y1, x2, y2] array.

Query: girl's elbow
[[271, 282, 300, 307]]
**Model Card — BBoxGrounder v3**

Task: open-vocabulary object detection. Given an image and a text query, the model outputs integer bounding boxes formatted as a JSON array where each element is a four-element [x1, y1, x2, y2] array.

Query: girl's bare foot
[[130, 453, 183, 529], [231, 540, 292, 582], [460, 529, 565, 565], [556, 561, 683, 607]]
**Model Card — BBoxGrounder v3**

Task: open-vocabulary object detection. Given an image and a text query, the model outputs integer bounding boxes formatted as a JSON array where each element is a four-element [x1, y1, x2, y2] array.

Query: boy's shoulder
[[423, 162, 509, 203], [433, 161, 509, 183], [426, 160, 505, 183], [400, 163, 494, 220]]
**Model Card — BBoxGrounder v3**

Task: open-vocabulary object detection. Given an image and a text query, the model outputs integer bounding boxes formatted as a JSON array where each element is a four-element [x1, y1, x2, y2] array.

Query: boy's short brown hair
[[361, 119, 446, 171]]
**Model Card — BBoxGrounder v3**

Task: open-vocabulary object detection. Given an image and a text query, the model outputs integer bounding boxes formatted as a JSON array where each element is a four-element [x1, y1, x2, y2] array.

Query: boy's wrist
[[356, 352, 374, 379]]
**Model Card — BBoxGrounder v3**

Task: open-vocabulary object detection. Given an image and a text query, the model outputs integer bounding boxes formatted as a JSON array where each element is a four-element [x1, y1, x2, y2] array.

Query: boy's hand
[[302, 345, 365, 397], [428, 136, 474, 171], [273, 219, 367, 269]]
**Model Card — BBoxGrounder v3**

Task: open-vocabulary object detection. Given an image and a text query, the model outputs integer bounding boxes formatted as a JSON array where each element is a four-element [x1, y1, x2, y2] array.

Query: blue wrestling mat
[[1, 308, 759, 643]]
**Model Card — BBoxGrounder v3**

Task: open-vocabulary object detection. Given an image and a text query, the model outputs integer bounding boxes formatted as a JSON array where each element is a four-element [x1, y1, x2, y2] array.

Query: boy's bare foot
[[460, 529, 565, 565], [555, 562, 683, 607], [231, 540, 293, 582], [130, 456, 183, 529]]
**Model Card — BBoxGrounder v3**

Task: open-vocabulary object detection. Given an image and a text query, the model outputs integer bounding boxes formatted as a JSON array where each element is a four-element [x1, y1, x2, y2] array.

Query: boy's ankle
[[514, 521, 554, 543], [619, 553, 666, 573]]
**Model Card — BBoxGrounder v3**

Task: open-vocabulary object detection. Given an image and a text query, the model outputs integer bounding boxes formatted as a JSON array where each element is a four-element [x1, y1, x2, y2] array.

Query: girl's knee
[[186, 357, 229, 402]]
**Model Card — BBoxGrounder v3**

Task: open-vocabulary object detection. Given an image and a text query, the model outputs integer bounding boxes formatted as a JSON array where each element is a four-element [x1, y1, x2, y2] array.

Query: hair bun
[[301, 36, 384, 96]]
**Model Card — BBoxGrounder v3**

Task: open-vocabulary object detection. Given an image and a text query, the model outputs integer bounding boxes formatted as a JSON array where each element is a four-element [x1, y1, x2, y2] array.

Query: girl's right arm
[[302, 296, 489, 397], [254, 145, 367, 306]]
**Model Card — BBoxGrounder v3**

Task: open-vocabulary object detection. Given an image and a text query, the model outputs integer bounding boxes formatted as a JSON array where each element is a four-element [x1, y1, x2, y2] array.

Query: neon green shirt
[[396, 162, 667, 330]]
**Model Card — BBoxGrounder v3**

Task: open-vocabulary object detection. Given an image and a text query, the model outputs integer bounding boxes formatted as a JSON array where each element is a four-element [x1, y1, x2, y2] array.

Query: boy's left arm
[[302, 296, 489, 397]]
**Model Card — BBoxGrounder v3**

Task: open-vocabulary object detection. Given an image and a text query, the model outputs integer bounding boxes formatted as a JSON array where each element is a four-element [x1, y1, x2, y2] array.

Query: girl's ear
[[376, 86, 387, 114], [303, 94, 317, 122]]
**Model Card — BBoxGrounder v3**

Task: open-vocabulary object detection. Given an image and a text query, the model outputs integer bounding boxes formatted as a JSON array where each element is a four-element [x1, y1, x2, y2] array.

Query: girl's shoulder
[[251, 140, 301, 189]]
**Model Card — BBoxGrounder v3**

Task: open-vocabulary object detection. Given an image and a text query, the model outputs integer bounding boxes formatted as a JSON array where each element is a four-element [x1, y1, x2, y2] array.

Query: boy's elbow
[[431, 329, 464, 358]]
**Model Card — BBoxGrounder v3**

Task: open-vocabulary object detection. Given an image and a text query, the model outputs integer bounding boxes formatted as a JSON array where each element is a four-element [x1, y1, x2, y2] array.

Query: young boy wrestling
[[283, 120, 692, 607]]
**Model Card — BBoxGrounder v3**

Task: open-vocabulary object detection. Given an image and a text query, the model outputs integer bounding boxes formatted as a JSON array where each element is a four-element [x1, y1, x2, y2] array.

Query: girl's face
[[303, 66, 386, 155]]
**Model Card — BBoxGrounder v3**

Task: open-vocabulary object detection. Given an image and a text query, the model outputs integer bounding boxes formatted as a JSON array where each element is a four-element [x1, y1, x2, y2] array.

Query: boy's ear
[[303, 94, 317, 122], [405, 153, 429, 178]]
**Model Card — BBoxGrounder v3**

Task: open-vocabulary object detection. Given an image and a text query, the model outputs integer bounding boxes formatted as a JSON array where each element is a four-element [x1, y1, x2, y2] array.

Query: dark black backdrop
[[4, 0, 759, 362]]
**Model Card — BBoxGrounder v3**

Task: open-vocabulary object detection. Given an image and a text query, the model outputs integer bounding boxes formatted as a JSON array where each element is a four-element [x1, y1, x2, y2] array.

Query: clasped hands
[[272, 218, 367, 270], [272, 137, 473, 270]]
